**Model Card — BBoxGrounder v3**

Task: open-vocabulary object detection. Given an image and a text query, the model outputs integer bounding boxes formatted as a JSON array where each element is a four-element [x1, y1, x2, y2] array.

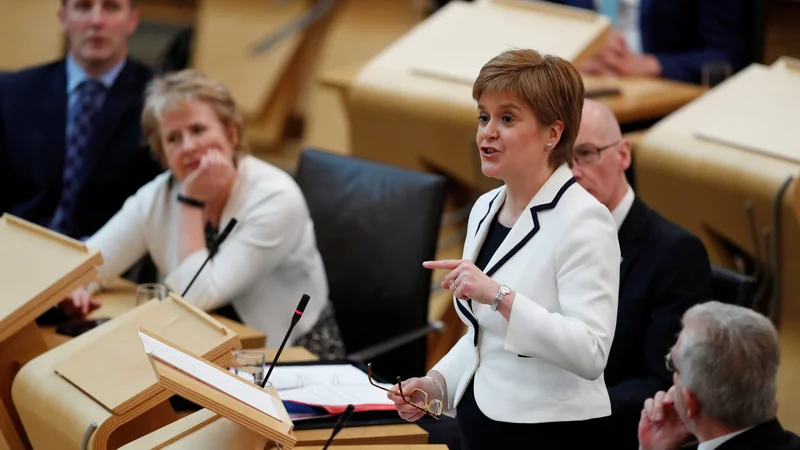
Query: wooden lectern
[[0, 214, 102, 450], [137, 330, 295, 449], [635, 60, 800, 429], [12, 292, 242, 449], [324, 0, 702, 190]]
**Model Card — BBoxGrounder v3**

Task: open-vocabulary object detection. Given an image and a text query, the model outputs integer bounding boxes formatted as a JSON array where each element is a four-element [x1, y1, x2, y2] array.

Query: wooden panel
[[0, 214, 102, 342], [122, 408, 440, 450], [53, 295, 238, 414], [372, 0, 608, 85], [191, 0, 309, 119], [687, 65, 800, 164], [146, 332, 296, 449], [295, 423, 428, 447], [0, 0, 63, 70]]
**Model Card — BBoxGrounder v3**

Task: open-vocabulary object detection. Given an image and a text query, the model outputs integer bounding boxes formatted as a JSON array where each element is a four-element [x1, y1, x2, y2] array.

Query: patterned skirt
[[293, 302, 347, 360]]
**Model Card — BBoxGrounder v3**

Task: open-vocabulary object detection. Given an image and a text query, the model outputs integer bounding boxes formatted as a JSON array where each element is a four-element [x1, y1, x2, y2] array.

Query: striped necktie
[[49, 79, 107, 236]]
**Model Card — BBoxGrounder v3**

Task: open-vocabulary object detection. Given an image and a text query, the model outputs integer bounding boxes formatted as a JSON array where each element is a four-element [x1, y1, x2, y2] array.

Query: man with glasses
[[640, 301, 800, 450], [572, 99, 712, 448]]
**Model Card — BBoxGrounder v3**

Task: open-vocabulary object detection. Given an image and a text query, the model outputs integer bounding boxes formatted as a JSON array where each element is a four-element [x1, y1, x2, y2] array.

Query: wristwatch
[[491, 285, 512, 311]]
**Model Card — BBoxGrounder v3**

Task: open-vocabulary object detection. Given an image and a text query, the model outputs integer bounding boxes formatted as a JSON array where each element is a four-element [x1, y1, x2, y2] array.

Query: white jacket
[[431, 164, 620, 423], [86, 155, 328, 347]]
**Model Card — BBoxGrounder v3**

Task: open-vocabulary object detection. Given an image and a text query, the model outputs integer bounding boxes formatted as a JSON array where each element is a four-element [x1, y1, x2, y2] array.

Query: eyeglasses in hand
[[366, 363, 443, 420]]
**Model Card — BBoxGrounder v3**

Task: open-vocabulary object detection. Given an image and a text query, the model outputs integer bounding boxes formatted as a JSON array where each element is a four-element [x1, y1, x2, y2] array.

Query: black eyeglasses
[[665, 353, 679, 374], [573, 141, 620, 166], [366, 363, 443, 420]]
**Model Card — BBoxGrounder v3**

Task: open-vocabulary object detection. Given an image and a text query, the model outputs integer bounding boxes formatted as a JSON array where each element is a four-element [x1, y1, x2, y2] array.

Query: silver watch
[[491, 285, 512, 311]]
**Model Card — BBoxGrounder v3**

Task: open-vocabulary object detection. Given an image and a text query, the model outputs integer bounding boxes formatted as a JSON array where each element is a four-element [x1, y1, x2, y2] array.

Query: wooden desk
[[635, 63, 800, 430], [318, 62, 701, 189], [123, 345, 428, 448], [37, 278, 267, 350]]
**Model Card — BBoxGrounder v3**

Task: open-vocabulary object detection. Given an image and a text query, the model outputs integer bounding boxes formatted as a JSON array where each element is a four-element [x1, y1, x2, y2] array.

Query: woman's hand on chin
[[180, 149, 237, 203]]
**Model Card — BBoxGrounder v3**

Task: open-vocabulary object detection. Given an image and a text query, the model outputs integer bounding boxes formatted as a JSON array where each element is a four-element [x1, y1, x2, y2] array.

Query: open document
[[231, 363, 397, 417]]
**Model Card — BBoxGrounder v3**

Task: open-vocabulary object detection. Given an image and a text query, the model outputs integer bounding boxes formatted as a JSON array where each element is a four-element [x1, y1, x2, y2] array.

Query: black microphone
[[260, 294, 311, 388], [322, 404, 356, 450], [181, 218, 238, 297]]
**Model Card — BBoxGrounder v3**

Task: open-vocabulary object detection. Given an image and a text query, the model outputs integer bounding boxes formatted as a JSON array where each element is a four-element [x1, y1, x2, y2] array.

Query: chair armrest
[[346, 321, 445, 363]]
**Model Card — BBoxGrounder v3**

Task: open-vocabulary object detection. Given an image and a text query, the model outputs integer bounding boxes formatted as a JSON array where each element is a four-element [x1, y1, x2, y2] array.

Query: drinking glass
[[702, 61, 732, 89], [136, 283, 167, 306], [234, 350, 266, 385]]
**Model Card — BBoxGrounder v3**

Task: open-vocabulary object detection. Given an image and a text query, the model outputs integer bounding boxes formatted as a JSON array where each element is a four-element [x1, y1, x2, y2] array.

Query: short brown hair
[[472, 49, 584, 169], [142, 69, 249, 165]]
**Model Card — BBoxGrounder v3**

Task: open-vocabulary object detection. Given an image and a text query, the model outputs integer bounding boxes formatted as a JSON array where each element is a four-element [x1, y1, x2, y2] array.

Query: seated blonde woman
[[64, 69, 345, 359]]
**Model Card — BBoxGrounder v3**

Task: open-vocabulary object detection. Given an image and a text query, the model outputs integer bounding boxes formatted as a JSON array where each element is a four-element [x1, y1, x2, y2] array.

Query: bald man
[[572, 99, 712, 448]]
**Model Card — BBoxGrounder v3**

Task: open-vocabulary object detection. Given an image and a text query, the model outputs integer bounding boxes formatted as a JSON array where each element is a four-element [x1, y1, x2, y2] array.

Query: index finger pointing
[[423, 260, 462, 270]]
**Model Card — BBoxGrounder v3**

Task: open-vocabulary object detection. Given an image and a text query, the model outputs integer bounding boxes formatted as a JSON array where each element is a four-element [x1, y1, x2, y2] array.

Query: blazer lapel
[[77, 60, 140, 193], [618, 197, 648, 283], [456, 188, 504, 341], [466, 188, 505, 261], [483, 165, 577, 278]]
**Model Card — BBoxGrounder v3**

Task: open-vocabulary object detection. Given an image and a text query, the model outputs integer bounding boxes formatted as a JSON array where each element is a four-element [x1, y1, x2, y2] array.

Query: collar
[[697, 427, 754, 450], [66, 53, 127, 94], [611, 184, 635, 230]]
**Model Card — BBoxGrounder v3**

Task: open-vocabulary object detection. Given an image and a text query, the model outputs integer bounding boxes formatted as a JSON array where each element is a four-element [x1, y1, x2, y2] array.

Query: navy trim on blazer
[[475, 190, 502, 237], [460, 177, 578, 346]]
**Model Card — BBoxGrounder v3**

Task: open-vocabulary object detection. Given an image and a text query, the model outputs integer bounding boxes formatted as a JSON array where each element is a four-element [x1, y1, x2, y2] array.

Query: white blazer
[[431, 164, 620, 423], [85, 155, 329, 347]]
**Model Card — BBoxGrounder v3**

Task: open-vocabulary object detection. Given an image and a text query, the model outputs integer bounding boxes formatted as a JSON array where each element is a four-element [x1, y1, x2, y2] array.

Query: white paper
[[278, 384, 396, 408], [139, 331, 286, 423], [265, 364, 378, 391]]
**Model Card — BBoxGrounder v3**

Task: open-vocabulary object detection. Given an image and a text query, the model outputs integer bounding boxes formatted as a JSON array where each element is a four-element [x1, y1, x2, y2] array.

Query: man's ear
[[58, 6, 67, 33], [683, 387, 700, 419], [619, 139, 632, 171]]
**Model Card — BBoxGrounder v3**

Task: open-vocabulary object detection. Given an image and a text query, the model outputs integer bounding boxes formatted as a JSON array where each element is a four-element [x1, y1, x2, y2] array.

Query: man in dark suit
[[0, 0, 162, 243], [550, 0, 745, 84], [571, 99, 712, 448], [639, 302, 800, 450]]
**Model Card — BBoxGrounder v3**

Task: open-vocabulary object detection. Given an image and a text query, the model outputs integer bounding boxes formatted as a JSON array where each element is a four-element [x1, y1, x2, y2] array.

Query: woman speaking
[[387, 49, 620, 448]]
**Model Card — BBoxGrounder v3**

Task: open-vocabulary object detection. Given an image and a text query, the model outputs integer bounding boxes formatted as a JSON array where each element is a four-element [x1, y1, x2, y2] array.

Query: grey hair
[[678, 301, 779, 428]]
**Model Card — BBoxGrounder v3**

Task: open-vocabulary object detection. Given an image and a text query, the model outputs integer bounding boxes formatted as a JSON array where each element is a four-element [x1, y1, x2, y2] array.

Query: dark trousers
[[456, 378, 602, 449]]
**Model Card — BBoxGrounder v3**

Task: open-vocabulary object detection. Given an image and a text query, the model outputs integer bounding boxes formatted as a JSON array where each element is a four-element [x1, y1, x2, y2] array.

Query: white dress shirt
[[698, 427, 754, 450], [85, 155, 329, 347], [610, 184, 635, 230]]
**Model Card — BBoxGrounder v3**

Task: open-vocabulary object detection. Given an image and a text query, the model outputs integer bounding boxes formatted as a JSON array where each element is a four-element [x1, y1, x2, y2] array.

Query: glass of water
[[234, 350, 266, 385], [702, 61, 732, 89], [136, 283, 168, 306]]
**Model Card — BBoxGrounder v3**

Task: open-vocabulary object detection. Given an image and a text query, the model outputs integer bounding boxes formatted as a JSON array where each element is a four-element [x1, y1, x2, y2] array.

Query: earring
[[546, 143, 553, 150]]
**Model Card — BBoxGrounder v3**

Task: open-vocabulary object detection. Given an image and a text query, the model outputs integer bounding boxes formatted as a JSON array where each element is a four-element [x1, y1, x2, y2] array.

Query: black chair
[[294, 149, 447, 380], [711, 264, 758, 308]]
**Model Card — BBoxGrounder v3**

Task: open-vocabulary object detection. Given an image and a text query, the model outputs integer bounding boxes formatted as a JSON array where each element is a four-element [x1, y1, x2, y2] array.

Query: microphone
[[321, 404, 355, 450], [181, 218, 238, 297], [260, 294, 311, 388]]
